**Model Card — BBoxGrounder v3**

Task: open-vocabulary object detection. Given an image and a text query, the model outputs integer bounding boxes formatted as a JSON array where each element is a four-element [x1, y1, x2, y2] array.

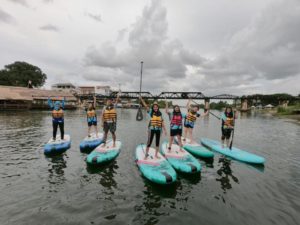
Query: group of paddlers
[[48, 95, 237, 159]]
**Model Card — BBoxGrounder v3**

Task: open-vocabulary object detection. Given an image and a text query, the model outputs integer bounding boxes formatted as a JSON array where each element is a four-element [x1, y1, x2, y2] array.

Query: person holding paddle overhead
[[48, 97, 66, 141], [165, 101, 184, 152], [183, 99, 208, 143], [221, 107, 237, 148], [140, 97, 167, 159], [85, 96, 98, 138], [101, 93, 120, 148]]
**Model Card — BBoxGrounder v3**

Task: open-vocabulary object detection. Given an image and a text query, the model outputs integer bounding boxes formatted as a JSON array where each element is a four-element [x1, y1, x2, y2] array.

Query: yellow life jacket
[[52, 109, 64, 118], [186, 111, 197, 123], [103, 107, 117, 122], [224, 117, 234, 128], [87, 109, 96, 118], [150, 114, 163, 128]]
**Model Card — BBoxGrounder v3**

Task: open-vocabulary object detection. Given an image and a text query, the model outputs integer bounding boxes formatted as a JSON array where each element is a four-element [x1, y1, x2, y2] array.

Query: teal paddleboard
[[161, 141, 201, 173], [86, 140, 121, 165], [201, 138, 265, 164], [135, 144, 177, 184], [175, 137, 214, 158]]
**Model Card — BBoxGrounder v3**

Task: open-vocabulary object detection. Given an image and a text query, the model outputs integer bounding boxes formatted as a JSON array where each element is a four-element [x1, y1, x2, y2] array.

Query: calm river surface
[[0, 109, 299, 225]]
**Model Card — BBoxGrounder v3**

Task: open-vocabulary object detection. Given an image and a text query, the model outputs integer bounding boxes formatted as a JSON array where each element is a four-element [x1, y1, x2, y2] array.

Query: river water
[[0, 109, 299, 225]]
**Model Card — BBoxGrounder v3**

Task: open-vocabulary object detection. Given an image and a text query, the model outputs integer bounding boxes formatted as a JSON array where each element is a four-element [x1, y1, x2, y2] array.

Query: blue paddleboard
[[161, 141, 201, 173], [44, 134, 71, 155], [201, 138, 265, 164], [175, 137, 214, 158], [80, 133, 103, 152], [135, 144, 177, 185]]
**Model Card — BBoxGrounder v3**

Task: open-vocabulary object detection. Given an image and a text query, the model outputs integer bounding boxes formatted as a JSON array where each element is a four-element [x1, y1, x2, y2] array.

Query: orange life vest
[[186, 111, 197, 123], [103, 107, 117, 122], [87, 109, 96, 118], [52, 109, 64, 118]]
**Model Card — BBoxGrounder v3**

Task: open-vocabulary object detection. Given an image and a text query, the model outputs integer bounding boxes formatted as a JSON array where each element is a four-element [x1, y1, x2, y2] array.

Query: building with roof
[[0, 85, 77, 110], [51, 83, 76, 92]]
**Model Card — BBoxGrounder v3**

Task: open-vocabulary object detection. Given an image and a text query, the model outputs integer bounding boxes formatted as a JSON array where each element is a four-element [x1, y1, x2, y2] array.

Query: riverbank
[[273, 104, 300, 124]]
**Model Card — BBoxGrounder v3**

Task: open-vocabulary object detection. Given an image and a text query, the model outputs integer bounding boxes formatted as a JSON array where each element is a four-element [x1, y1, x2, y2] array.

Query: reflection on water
[[216, 157, 239, 193], [46, 154, 67, 192]]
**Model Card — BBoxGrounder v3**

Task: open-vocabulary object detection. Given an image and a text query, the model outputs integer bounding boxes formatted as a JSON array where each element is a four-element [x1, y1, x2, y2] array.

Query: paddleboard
[[175, 137, 214, 158], [80, 132, 103, 152], [135, 144, 177, 184], [86, 140, 121, 165], [161, 141, 201, 173], [44, 134, 71, 155], [201, 138, 265, 164]]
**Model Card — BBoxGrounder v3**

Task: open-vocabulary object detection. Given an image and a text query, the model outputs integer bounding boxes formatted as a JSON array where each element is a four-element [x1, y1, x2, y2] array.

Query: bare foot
[[144, 154, 148, 160], [180, 148, 185, 152], [155, 155, 161, 159]]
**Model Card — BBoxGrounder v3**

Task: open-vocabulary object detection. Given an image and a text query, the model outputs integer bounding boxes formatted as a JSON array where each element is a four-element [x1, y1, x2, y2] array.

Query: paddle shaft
[[229, 112, 236, 150]]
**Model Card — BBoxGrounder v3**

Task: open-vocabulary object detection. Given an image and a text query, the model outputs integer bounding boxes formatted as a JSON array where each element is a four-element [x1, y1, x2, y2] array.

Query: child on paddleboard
[[101, 93, 120, 147], [221, 107, 237, 148], [140, 97, 167, 159], [48, 97, 65, 141], [165, 100, 184, 152], [85, 96, 98, 138], [183, 99, 208, 143]]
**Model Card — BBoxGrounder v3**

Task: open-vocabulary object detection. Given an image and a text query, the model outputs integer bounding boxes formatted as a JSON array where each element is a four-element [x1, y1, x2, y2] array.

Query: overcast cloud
[[0, 0, 299, 95]]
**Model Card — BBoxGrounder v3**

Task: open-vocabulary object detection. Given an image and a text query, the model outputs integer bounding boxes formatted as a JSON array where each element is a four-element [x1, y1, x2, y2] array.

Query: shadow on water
[[216, 156, 239, 193], [45, 154, 67, 192]]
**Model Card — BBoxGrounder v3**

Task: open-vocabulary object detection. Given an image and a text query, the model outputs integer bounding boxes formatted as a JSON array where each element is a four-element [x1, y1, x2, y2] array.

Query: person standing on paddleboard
[[165, 101, 184, 152], [48, 97, 65, 141], [183, 99, 208, 143], [221, 107, 237, 148], [101, 93, 120, 148], [140, 97, 167, 159], [85, 96, 98, 138]]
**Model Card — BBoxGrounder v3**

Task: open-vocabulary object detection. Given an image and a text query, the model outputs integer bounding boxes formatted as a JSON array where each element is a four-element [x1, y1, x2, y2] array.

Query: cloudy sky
[[0, 0, 299, 95]]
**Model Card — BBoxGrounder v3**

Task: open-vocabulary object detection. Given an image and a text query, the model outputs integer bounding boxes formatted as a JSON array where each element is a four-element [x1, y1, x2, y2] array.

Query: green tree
[[0, 61, 47, 87]]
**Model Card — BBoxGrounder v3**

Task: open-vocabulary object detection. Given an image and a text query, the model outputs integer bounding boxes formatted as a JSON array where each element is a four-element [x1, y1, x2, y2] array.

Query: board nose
[[188, 163, 197, 173], [161, 171, 173, 183], [92, 156, 98, 164]]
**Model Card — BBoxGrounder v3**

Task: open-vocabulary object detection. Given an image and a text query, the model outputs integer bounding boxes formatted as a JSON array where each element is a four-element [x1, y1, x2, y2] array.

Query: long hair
[[173, 105, 182, 116], [150, 104, 161, 117], [224, 107, 233, 118]]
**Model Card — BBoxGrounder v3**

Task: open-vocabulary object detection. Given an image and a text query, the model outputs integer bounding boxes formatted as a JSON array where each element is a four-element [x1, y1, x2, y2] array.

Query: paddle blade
[[136, 107, 143, 121], [229, 129, 234, 150]]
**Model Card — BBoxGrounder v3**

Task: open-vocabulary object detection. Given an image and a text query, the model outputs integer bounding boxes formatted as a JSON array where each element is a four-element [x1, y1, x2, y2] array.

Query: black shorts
[[103, 122, 116, 133], [222, 128, 232, 140], [184, 123, 194, 129], [170, 129, 182, 136], [88, 121, 97, 127]]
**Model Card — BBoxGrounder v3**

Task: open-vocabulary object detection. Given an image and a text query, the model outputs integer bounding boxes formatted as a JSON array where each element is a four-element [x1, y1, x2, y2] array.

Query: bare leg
[[188, 128, 194, 143], [144, 147, 149, 160], [155, 146, 161, 159], [168, 136, 174, 152], [226, 138, 230, 148], [88, 126, 91, 137], [112, 132, 116, 147], [95, 125, 99, 138], [103, 131, 108, 147], [183, 127, 187, 141], [177, 134, 184, 152]]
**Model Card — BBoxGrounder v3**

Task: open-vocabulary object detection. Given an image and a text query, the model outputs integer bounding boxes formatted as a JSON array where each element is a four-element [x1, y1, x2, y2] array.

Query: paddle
[[229, 110, 236, 150], [190, 99, 221, 120], [136, 61, 144, 121]]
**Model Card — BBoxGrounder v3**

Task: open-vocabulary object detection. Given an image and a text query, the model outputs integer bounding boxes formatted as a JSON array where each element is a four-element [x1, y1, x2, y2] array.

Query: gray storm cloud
[[0, 7, 15, 24], [39, 24, 60, 32], [8, 0, 28, 7], [84, 0, 205, 91], [85, 12, 102, 22], [84, 0, 300, 94]]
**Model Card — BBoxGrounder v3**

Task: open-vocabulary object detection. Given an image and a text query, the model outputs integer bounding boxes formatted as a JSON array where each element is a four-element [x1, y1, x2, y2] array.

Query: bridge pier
[[204, 98, 210, 111], [241, 99, 248, 111], [279, 100, 289, 108]]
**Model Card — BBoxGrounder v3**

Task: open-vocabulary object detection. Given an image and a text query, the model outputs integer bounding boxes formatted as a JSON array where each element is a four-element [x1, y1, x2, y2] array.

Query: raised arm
[[186, 99, 191, 110], [47, 97, 53, 109], [61, 97, 65, 109], [165, 99, 169, 114], [140, 96, 150, 111], [93, 96, 97, 108]]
